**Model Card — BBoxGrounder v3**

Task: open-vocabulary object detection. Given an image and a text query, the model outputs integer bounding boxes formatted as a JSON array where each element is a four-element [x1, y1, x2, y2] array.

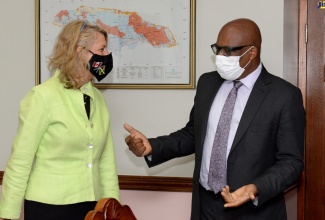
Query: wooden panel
[[305, 0, 325, 219], [297, 1, 307, 220], [0, 171, 300, 194], [323, 188, 325, 205], [118, 175, 192, 192]]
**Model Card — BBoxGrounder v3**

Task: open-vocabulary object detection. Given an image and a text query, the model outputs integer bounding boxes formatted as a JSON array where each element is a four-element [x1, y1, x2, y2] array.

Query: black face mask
[[88, 51, 113, 82]]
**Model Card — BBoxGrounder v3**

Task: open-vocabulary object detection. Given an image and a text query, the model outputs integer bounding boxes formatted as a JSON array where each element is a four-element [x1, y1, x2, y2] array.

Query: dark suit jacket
[[147, 66, 305, 220]]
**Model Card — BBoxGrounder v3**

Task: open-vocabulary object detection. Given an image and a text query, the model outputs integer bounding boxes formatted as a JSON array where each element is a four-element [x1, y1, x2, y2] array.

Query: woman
[[0, 20, 119, 220]]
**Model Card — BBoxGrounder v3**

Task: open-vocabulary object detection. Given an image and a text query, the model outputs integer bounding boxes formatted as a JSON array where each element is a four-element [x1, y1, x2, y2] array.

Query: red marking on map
[[97, 19, 126, 38], [55, 10, 70, 21], [53, 6, 177, 49], [129, 12, 176, 47]]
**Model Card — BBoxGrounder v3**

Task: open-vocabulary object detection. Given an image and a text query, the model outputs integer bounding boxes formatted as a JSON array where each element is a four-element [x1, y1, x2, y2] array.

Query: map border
[[35, 0, 196, 89]]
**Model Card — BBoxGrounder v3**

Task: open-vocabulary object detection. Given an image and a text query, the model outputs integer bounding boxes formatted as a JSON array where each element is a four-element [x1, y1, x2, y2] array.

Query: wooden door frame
[[297, 0, 307, 219]]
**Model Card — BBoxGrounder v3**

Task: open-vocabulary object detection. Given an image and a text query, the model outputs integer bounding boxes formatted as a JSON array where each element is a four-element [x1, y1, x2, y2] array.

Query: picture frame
[[35, 0, 196, 89]]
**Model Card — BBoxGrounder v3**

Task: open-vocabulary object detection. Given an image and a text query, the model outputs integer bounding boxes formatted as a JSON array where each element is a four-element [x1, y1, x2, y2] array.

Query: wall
[[110, 0, 285, 177], [0, 186, 297, 220], [0, 0, 298, 220], [0, 0, 285, 176], [0, 186, 192, 220]]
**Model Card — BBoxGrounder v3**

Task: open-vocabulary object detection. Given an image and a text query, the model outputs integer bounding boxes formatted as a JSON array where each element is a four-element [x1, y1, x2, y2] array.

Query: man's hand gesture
[[221, 184, 258, 208], [124, 123, 152, 157]]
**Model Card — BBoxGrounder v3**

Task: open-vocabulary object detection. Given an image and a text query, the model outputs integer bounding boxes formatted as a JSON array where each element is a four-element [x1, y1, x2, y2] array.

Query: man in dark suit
[[124, 18, 305, 220]]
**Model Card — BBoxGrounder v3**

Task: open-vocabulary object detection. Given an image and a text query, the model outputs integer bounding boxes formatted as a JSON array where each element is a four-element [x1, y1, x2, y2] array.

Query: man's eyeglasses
[[211, 44, 253, 57]]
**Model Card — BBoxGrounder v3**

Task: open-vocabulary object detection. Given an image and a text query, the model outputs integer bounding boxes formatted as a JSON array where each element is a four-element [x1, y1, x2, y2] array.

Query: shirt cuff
[[252, 196, 259, 206], [146, 155, 152, 161]]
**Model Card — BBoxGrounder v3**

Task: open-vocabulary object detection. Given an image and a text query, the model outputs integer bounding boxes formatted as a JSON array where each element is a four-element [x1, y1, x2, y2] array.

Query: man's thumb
[[124, 123, 136, 134]]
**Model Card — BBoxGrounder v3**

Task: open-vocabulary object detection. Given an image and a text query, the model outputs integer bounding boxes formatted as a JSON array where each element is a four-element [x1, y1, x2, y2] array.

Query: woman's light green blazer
[[0, 70, 119, 219]]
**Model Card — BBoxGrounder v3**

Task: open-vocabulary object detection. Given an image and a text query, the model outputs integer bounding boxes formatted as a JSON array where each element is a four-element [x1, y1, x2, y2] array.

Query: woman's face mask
[[215, 46, 254, 81], [88, 51, 113, 82]]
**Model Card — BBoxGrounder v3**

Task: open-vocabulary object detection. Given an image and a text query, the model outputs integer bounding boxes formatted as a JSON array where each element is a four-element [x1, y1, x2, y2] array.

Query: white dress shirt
[[200, 63, 262, 190]]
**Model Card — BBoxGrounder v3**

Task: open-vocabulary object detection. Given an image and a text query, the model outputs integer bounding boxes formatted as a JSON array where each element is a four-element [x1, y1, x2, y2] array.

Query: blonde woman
[[0, 20, 119, 220]]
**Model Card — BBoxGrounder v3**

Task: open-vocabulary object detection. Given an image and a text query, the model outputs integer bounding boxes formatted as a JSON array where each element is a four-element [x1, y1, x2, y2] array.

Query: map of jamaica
[[53, 6, 177, 55]]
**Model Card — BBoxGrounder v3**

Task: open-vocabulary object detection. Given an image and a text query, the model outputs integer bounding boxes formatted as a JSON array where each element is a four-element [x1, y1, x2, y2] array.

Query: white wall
[[0, 1, 36, 168], [0, 185, 192, 220], [1, 0, 293, 220], [0, 0, 284, 176], [0, 186, 297, 220], [106, 0, 285, 177]]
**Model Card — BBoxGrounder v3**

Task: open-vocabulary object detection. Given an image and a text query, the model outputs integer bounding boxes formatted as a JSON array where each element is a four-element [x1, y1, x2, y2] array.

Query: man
[[124, 18, 305, 220]]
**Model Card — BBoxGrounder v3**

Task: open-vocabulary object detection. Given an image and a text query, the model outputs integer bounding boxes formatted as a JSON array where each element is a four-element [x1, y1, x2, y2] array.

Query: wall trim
[[0, 171, 193, 192], [118, 175, 192, 192], [1, 171, 298, 193], [0, 171, 298, 193]]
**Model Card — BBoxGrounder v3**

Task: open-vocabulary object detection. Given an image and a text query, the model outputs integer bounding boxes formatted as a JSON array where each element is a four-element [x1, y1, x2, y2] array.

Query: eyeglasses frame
[[211, 43, 253, 56]]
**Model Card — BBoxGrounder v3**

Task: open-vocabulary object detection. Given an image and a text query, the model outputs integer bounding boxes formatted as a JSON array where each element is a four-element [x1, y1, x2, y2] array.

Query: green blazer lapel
[[230, 66, 272, 154]]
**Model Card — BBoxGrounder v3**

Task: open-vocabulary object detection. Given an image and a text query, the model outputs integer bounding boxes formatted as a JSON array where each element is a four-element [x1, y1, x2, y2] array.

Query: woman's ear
[[76, 46, 84, 55], [76, 46, 90, 63]]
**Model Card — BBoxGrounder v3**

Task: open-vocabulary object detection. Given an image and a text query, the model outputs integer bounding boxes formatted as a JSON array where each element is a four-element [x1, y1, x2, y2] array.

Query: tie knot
[[233, 81, 243, 89]]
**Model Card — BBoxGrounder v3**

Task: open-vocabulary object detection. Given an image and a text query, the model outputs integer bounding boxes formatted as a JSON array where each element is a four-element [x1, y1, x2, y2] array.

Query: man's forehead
[[216, 36, 244, 47], [216, 26, 246, 45]]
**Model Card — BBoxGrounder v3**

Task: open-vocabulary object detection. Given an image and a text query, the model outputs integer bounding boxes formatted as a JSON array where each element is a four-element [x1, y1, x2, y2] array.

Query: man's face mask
[[215, 46, 254, 81], [88, 51, 113, 82]]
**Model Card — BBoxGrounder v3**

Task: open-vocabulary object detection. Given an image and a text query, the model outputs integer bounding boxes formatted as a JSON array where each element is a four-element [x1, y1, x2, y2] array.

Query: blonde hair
[[48, 20, 108, 89]]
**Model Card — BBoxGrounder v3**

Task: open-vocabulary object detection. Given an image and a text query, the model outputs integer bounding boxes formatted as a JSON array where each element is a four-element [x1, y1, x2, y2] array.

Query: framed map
[[35, 0, 196, 89]]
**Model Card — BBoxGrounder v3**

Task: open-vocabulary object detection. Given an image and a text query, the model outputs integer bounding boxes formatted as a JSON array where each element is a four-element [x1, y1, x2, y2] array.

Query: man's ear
[[249, 47, 257, 60]]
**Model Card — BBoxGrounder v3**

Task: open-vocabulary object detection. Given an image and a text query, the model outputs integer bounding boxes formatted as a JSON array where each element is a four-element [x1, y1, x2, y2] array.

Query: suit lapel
[[230, 66, 272, 153]]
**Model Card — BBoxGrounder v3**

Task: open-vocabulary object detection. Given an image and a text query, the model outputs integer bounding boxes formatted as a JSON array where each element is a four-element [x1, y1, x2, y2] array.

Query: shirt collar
[[80, 80, 94, 97], [238, 62, 262, 90]]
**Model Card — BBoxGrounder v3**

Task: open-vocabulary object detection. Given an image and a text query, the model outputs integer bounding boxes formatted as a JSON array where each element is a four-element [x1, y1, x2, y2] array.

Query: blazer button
[[86, 163, 92, 168]]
